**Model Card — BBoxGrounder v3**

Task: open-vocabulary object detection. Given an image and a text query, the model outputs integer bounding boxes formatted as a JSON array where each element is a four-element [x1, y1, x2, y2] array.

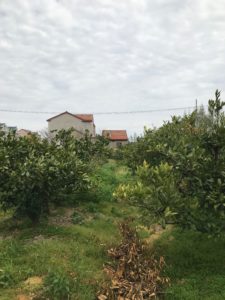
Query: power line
[[0, 108, 59, 114], [0, 105, 204, 116], [95, 106, 199, 115]]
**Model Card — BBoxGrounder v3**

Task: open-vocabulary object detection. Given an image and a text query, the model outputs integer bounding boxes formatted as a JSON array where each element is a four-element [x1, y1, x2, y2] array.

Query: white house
[[0, 123, 17, 134], [47, 111, 96, 138]]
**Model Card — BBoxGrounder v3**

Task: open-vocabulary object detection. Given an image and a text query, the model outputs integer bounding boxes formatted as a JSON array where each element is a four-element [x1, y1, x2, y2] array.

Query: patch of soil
[[145, 224, 173, 247], [24, 276, 43, 286], [48, 207, 75, 226], [17, 295, 32, 300], [17, 276, 43, 300], [26, 234, 53, 245]]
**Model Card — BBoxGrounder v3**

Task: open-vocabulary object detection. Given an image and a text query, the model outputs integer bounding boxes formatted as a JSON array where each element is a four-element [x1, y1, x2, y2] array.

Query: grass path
[[0, 204, 128, 299], [1, 161, 225, 299], [153, 229, 225, 300], [0, 161, 140, 299]]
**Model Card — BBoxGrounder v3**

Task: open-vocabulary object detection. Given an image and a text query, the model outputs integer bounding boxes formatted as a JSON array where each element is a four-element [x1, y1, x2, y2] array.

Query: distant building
[[0, 123, 7, 132], [0, 123, 17, 134], [16, 129, 33, 138], [102, 130, 128, 148], [47, 111, 96, 138]]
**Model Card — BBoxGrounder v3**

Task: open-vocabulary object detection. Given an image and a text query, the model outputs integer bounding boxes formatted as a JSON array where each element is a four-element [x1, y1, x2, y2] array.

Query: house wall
[[0, 124, 17, 133], [109, 140, 128, 149], [48, 113, 95, 138], [17, 129, 30, 137], [80, 120, 96, 136], [0, 123, 7, 132]]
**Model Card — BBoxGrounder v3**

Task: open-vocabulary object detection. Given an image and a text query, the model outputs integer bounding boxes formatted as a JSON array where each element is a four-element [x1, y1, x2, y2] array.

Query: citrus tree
[[0, 132, 90, 223], [115, 91, 225, 235], [54, 129, 110, 162]]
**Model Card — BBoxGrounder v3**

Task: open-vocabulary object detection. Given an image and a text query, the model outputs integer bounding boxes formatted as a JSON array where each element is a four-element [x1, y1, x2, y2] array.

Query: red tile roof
[[47, 111, 93, 123], [17, 129, 31, 134], [74, 114, 93, 122], [102, 130, 128, 141]]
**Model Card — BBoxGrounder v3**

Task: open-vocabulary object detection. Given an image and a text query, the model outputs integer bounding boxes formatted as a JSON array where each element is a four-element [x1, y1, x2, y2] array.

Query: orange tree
[[115, 91, 225, 235], [0, 131, 90, 223]]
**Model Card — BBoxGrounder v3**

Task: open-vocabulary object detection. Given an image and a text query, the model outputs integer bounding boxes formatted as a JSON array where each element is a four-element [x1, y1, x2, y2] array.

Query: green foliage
[[86, 161, 132, 203], [0, 131, 91, 223], [55, 129, 110, 162], [114, 161, 179, 226], [115, 91, 225, 234], [85, 202, 98, 213], [71, 211, 84, 224], [0, 171, 136, 299], [0, 269, 14, 288], [154, 229, 225, 299], [43, 271, 72, 300]]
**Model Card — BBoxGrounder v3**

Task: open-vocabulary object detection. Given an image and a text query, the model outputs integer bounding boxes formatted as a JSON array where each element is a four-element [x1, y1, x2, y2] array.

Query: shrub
[[0, 132, 90, 223], [114, 161, 180, 226], [115, 91, 225, 235], [55, 129, 110, 163]]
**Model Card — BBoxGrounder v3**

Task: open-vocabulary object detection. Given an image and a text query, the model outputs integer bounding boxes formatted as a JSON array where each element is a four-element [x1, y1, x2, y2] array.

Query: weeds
[[154, 229, 225, 299], [0, 269, 14, 288], [37, 271, 73, 300], [71, 211, 84, 225]]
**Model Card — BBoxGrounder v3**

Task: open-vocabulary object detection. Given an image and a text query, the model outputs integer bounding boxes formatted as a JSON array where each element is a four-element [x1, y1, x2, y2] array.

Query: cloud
[[0, 0, 225, 134]]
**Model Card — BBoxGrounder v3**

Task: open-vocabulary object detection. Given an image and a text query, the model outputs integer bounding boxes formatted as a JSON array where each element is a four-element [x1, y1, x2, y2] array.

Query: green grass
[[153, 228, 225, 300], [0, 212, 122, 299], [0, 160, 138, 299], [1, 160, 225, 299]]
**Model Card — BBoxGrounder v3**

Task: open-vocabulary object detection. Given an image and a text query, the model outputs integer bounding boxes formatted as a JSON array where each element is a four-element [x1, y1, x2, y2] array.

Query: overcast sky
[[0, 0, 225, 135]]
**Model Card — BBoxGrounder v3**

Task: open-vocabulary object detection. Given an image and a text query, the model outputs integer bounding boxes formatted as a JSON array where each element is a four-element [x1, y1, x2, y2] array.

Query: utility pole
[[195, 99, 198, 127], [195, 99, 198, 111]]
